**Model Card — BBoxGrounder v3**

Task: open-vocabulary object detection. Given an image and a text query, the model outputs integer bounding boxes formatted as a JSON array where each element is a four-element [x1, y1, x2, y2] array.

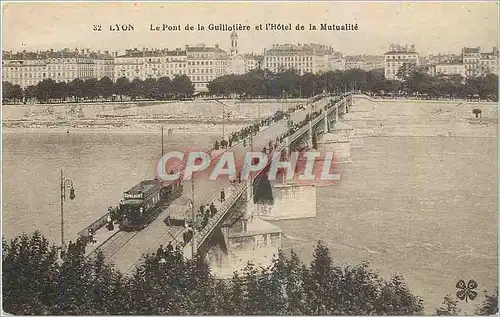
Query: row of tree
[[2, 68, 498, 104], [208, 68, 498, 101], [2, 231, 498, 315], [2, 75, 195, 104]]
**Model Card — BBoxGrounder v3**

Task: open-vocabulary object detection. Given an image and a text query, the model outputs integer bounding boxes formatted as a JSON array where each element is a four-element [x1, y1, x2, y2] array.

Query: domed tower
[[230, 31, 238, 55]]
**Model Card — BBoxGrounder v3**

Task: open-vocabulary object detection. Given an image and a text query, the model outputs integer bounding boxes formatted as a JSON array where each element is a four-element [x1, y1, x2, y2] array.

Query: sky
[[2, 2, 499, 56]]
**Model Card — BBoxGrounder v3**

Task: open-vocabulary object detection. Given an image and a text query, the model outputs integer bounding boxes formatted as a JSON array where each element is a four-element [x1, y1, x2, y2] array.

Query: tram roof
[[125, 179, 179, 196], [126, 180, 161, 195]]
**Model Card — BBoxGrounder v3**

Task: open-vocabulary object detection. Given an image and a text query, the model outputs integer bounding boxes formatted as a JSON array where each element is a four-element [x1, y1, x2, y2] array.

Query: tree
[[302, 241, 340, 314], [2, 231, 60, 314], [53, 81, 69, 103], [3, 232, 427, 315], [69, 78, 84, 103], [97, 76, 114, 101], [11, 84, 24, 102], [157, 76, 172, 99], [130, 78, 144, 100], [35, 79, 57, 103], [143, 78, 158, 100], [171, 74, 194, 98], [115, 77, 131, 102], [374, 275, 424, 315], [2, 81, 24, 103], [2, 81, 14, 101], [436, 294, 461, 315], [475, 287, 498, 315], [24, 85, 37, 102]]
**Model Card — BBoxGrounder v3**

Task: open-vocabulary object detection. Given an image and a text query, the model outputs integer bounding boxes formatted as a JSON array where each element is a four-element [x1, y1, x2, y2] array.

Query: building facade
[[384, 44, 419, 80], [328, 55, 346, 71], [345, 55, 384, 71], [114, 48, 187, 81], [428, 62, 465, 77], [2, 49, 115, 88], [462, 47, 481, 78], [480, 47, 498, 75], [263, 44, 338, 75], [186, 44, 229, 92]]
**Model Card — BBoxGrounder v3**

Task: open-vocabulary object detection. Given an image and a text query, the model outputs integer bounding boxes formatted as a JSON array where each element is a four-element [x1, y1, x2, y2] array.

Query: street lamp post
[[60, 169, 75, 255], [191, 178, 195, 257], [222, 106, 225, 141]]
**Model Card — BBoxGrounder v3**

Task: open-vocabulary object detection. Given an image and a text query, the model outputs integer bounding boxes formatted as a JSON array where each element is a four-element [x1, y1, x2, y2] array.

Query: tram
[[115, 178, 183, 231]]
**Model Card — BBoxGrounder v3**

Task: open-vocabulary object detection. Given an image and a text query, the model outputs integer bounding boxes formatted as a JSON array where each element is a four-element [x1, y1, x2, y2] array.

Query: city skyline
[[2, 2, 498, 56]]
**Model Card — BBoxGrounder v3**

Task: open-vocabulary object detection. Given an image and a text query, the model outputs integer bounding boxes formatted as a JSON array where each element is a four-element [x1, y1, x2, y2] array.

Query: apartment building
[[2, 49, 114, 88], [480, 47, 498, 75], [114, 48, 187, 81], [263, 43, 338, 75], [384, 44, 419, 80]]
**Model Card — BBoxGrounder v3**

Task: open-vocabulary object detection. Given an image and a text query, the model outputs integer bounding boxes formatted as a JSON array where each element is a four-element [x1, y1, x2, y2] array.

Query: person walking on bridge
[[157, 245, 164, 259], [166, 242, 174, 254], [220, 188, 226, 203], [87, 228, 96, 245], [209, 203, 217, 217]]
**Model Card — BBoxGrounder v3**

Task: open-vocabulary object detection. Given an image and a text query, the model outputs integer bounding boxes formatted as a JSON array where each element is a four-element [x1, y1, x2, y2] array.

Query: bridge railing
[[194, 95, 350, 250], [77, 212, 110, 237]]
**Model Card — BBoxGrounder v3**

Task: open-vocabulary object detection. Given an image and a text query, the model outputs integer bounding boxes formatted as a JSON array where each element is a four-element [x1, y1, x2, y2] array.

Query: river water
[[2, 98, 497, 313]]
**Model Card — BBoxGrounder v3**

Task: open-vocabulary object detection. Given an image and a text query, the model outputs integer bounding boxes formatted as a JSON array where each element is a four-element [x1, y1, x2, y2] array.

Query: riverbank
[[2, 121, 246, 135], [2, 98, 303, 132]]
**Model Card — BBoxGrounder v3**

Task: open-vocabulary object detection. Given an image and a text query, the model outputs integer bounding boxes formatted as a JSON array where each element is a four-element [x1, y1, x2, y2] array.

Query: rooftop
[[126, 179, 161, 196], [462, 47, 480, 54], [384, 51, 418, 55], [3, 49, 114, 60]]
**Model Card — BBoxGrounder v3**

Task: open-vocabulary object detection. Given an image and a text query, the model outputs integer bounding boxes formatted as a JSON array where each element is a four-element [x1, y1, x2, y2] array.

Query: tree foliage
[[436, 294, 462, 315], [2, 75, 195, 104], [475, 287, 499, 315], [1, 232, 435, 315], [205, 68, 498, 101]]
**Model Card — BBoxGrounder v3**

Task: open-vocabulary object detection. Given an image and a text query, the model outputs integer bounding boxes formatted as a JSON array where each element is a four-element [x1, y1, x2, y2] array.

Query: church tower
[[230, 31, 238, 55]]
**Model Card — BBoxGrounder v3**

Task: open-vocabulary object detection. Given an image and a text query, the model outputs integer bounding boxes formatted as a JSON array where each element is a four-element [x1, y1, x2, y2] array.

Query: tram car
[[116, 178, 183, 231]]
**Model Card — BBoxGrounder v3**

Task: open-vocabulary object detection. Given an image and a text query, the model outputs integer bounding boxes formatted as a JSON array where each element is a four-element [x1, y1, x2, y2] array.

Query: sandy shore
[[2, 121, 247, 135], [2, 98, 298, 134]]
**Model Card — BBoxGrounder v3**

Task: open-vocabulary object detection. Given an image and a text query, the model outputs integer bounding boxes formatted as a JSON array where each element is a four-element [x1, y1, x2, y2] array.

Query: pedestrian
[[166, 242, 174, 253], [106, 215, 114, 231], [220, 189, 225, 202], [157, 245, 164, 258], [110, 207, 116, 221], [210, 202, 217, 216], [88, 228, 96, 245]]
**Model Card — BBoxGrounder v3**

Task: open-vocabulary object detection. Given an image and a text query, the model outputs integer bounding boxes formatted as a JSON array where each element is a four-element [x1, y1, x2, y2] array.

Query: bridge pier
[[207, 196, 283, 278], [252, 183, 317, 220], [317, 121, 354, 163]]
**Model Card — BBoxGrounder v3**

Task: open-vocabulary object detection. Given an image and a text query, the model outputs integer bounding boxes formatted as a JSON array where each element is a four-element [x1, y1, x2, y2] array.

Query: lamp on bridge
[[60, 169, 76, 258]]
